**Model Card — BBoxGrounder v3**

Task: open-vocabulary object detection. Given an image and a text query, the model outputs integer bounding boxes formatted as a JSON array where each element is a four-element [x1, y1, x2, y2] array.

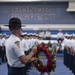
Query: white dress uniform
[[1, 37, 7, 62], [29, 38, 35, 48], [0, 36, 2, 64], [67, 39, 71, 48], [71, 39, 75, 51], [57, 32, 64, 39], [21, 39, 30, 52], [57, 32, 64, 43], [45, 30, 51, 40], [0, 37, 2, 47], [62, 38, 67, 47], [21, 39, 27, 51], [1, 37, 6, 46], [39, 31, 44, 39], [5, 34, 25, 67]]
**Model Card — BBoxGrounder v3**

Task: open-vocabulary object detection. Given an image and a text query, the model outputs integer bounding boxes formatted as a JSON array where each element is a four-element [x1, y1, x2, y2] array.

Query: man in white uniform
[[5, 18, 37, 75], [57, 29, 64, 43]]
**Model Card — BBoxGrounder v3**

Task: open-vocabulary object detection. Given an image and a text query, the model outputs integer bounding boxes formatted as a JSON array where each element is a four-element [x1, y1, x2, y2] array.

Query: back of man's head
[[9, 18, 21, 30]]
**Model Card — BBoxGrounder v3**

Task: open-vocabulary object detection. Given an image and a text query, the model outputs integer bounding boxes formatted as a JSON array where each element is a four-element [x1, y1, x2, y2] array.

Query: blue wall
[[0, 2, 75, 24]]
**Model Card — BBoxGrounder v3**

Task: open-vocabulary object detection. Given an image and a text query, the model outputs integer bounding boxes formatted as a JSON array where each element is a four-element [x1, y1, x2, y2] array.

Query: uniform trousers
[[46, 37, 50, 40], [73, 54, 75, 74], [2, 46, 6, 62], [8, 66, 25, 75], [63, 48, 66, 65], [57, 38, 63, 43], [24, 50, 32, 74]]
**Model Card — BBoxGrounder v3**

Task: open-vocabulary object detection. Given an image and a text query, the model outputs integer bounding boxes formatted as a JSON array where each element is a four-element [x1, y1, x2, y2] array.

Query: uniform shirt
[[21, 39, 26, 51], [39, 31, 44, 38], [29, 38, 35, 48], [5, 34, 25, 67], [21, 39, 30, 51], [66, 39, 71, 48], [57, 32, 64, 39], [1, 37, 6, 46], [70, 39, 74, 48], [62, 38, 68, 46], [45, 31, 51, 37], [0, 38, 2, 46], [71, 39, 75, 51]]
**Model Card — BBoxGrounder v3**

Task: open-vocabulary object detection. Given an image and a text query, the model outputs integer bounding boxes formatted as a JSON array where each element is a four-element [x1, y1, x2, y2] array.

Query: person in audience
[[39, 30, 45, 40], [57, 29, 64, 43], [52, 42, 58, 53], [45, 29, 51, 40], [57, 29, 64, 52], [47, 41, 52, 50], [5, 17, 37, 75]]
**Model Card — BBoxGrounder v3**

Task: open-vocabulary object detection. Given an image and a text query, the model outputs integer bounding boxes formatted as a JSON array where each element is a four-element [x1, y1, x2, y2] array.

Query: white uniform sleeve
[[13, 41, 25, 57]]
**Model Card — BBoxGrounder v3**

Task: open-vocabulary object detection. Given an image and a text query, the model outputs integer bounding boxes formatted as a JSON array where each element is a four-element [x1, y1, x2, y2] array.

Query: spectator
[[45, 29, 51, 40], [52, 42, 58, 53], [39, 30, 45, 40], [57, 29, 64, 43]]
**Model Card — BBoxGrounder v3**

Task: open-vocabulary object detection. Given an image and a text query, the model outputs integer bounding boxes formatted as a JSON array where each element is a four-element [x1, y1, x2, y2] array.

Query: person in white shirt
[[1, 33, 7, 63], [57, 29, 64, 43], [45, 29, 51, 40], [5, 18, 37, 75], [39, 30, 45, 40]]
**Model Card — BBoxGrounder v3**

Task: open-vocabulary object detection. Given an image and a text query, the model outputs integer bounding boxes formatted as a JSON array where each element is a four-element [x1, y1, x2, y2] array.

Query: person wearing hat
[[5, 18, 37, 75]]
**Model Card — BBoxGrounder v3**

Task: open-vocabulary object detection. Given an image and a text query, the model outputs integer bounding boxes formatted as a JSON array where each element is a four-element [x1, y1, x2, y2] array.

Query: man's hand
[[32, 46, 37, 54], [30, 57, 37, 62]]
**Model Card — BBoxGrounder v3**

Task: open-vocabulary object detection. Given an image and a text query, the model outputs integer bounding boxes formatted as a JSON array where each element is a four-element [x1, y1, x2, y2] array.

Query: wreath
[[33, 42, 56, 75]]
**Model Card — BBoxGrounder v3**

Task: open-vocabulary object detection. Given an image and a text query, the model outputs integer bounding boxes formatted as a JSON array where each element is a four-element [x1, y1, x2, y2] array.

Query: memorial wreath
[[33, 42, 56, 75]]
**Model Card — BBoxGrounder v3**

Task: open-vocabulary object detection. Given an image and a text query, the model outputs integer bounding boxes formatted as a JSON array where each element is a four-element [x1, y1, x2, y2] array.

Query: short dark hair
[[9, 18, 21, 30]]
